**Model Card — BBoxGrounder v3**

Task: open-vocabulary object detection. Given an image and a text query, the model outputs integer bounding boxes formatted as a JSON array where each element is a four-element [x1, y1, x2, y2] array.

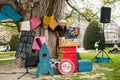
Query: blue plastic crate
[[96, 57, 110, 63], [78, 60, 93, 72]]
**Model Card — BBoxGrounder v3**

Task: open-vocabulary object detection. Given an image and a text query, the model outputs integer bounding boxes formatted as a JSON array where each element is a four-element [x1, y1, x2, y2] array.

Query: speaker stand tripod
[[92, 49, 113, 63], [92, 23, 113, 63], [17, 67, 34, 79]]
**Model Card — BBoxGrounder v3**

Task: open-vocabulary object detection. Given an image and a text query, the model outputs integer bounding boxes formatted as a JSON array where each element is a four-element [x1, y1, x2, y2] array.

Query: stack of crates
[[57, 38, 79, 73], [57, 47, 78, 73], [57, 47, 64, 59]]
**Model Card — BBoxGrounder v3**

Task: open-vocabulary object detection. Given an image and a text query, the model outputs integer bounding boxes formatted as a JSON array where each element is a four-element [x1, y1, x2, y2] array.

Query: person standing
[[54, 20, 66, 58], [94, 41, 99, 53]]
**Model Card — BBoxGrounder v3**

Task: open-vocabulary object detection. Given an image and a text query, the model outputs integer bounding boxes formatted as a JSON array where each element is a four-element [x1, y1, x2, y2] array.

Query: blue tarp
[[0, 12, 9, 20], [1, 5, 22, 22]]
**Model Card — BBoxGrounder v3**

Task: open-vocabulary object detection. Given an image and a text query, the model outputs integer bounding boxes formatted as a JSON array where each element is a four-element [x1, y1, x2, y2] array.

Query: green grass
[[0, 60, 13, 65], [80, 48, 120, 69], [78, 48, 120, 80], [0, 51, 15, 65]]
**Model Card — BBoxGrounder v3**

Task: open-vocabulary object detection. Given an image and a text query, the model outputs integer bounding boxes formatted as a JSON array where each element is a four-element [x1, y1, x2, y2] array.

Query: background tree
[[7, 35, 19, 51], [83, 20, 102, 50], [66, 0, 120, 26]]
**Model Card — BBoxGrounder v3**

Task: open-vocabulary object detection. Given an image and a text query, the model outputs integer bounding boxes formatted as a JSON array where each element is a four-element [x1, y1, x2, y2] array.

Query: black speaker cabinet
[[100, 7, 111, 23]]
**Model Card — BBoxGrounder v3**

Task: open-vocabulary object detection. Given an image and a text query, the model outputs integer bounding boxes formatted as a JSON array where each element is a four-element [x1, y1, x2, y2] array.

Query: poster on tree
[[66, 26, 80, 39]]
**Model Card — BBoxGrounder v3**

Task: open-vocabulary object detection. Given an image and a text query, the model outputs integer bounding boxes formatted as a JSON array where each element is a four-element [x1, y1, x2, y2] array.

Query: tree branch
[[65, 10, 74, 19], [65, 0, 91, 22]]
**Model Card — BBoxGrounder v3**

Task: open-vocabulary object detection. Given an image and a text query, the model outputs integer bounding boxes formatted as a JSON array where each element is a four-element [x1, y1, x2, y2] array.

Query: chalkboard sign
[[15, 31, 35, 58]]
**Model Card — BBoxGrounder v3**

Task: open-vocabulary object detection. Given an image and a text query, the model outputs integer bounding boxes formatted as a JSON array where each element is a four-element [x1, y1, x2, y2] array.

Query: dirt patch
[[0, 64, 61, 80], [0, 63, 113, 80], [80, 73, 105, 78]]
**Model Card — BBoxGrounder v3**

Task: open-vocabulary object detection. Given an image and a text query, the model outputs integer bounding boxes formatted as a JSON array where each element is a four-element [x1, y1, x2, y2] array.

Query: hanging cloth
[[43, 15, 54, 25], [30, 16, 41, 30], [49, 19, 58, 30], [0, 12, 9, 20], [21, 21, 30, 31], [1, 5, 22, 22], [78, 16, 80, 22], [0, 5, 2, 10], [32, 37, 46, 50], [15, 31, 35, 58]]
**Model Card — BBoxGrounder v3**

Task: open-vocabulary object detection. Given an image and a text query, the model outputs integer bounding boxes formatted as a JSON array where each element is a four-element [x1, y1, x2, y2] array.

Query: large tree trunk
[[0, 0, 66, 67]]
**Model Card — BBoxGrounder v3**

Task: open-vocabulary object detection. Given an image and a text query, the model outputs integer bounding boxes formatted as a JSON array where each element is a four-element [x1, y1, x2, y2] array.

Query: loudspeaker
[[100, 7, 111, 23]]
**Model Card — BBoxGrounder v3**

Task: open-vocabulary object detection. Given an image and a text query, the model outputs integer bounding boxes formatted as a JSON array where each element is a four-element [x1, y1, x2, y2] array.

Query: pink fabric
[[32, 37, 46, 50], [30, 16, 41, 30]]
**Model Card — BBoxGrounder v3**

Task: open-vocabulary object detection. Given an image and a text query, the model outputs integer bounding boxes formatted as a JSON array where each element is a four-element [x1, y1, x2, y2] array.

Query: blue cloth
[[78, 16, 80, 22], [1, 5, 22, 22], [0, 12, 9, 20]]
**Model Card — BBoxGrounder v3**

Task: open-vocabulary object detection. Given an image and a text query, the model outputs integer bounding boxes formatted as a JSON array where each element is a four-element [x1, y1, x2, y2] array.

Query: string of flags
[[20, 16, 41, 31], [0, 5, 59, 31]]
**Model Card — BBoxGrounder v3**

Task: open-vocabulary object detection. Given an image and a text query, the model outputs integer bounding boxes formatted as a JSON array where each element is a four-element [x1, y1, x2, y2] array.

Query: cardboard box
[[58, 53, 64, 60], [59, 38, 79, 47]]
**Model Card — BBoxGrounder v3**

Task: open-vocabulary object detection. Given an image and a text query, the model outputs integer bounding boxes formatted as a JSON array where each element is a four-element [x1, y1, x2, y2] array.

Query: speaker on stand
[[100, 7, 111, 23], [92, 7, 113, 63]]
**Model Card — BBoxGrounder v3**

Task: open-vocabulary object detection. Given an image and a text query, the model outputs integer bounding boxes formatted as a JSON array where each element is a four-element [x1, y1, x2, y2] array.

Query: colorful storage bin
[[64, 47, 76, 54], [96, 57, 110, 63], [57, 47, 76, 60], [64, 53, 77, 60], [71, 59, 78, 73], [78, 60, 93, 72]]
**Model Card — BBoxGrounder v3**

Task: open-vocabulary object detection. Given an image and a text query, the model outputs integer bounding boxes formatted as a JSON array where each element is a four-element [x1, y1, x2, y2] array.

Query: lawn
[[78, 48, 120, 80], [80, 49, 120, 69], [0, 51, 15, 65], [0, 60, 13, 65]]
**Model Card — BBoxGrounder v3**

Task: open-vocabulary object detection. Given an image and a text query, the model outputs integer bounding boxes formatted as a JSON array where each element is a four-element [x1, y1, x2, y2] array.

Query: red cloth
[[30, 16, 41, 30], [0, 5, 2, 11]]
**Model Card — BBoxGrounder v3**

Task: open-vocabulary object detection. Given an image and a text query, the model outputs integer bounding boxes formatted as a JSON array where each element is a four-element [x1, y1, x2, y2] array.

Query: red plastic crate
[[64, 53, 77, 59], [71, 59, 78, 73], [64, 47, 76, 54]]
